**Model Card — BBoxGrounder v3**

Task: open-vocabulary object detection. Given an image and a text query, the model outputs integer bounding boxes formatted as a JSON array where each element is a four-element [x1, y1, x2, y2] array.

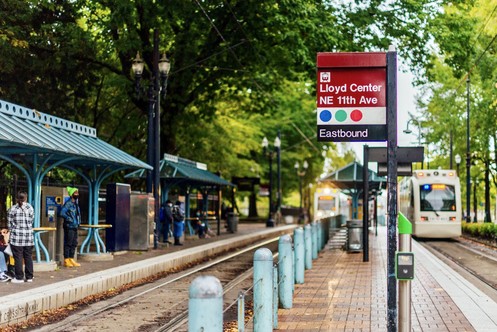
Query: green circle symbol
[[335, 109, 347, 122]]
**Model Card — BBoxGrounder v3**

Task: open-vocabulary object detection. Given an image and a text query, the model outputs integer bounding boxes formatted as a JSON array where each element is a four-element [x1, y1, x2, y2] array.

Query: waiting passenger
[[172, 201, 185, 246], [195, 210, 208, 239], [160, 200, 173, 244], [7, 191, 35, 283], [60, 187, 82, 267]]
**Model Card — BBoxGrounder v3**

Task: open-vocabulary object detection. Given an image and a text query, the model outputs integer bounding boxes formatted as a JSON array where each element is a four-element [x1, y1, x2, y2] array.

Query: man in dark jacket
[[60, 187, 81, 267], [160, 200, 173, 244]]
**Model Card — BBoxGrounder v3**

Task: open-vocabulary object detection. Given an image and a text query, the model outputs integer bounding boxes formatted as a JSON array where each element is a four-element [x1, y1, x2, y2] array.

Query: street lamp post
[[276, 130, 282, 220], [132, 29, 171, 248], [455, 154, 461, 175], [403, 119, 423, 169], [466, 74, 471, 223], [473, 178, 478, 222], [295, 160, 308, 224], [262, 136, 280, 227]]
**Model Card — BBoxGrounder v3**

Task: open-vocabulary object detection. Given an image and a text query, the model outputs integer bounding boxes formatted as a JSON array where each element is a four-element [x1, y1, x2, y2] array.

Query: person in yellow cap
[[60, 187, 81, 267]]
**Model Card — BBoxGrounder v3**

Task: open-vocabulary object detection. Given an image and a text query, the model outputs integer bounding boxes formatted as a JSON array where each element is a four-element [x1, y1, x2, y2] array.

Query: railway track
[[419, 236, 497, 296], [32, 238, 280, 332]]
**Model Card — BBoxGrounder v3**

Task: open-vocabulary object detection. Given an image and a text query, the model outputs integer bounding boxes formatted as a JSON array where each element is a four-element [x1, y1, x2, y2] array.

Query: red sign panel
[[316, 52, 387, 142]]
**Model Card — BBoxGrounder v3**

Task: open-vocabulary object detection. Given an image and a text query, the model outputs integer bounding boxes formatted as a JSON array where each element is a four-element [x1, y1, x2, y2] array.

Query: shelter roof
[[320, 161, 385, 194], [125, 153, 233, 188], [0, 99, 151, 170]]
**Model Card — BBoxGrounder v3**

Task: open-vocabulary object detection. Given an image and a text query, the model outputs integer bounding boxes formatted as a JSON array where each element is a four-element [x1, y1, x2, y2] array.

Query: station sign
[[317, 52, 387, 142]]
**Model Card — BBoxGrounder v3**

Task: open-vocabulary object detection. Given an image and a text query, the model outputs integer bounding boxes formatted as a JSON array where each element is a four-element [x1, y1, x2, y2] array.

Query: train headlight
[[449, 216, 456, 221], [420, 216, 428, 222]]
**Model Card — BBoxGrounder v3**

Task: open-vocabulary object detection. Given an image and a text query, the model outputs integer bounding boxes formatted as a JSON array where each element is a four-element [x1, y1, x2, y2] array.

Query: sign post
[[317, 50, 398, 331]]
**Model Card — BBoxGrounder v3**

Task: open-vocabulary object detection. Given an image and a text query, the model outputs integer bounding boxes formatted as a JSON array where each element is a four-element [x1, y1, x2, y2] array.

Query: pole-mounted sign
[[317, 49, 399, 331], [316, 52, 387, 142]]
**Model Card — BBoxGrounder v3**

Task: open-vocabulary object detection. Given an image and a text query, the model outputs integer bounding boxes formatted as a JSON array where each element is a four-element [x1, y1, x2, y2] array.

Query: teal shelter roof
[[320, 161, 385, 195], [0, 99, 151, 170], [126, 153, 233, 187]]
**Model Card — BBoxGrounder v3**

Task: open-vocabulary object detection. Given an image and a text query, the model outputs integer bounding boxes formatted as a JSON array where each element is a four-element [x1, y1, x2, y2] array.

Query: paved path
[[278, 227, 492, 331]]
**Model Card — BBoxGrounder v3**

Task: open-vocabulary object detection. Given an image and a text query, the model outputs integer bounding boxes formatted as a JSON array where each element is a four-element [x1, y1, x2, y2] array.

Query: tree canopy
[[0, 0, 462, 204]]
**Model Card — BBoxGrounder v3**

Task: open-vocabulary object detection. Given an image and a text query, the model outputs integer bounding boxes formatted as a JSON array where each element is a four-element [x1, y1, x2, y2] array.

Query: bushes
[[462, 222, 497, 242]]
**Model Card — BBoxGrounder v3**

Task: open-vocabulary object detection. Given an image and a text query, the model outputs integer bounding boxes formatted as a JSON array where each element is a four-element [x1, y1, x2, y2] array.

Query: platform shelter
[[126, 153, 233, 234], [320, 161, 385, 219], [0, 99, 152, 265]]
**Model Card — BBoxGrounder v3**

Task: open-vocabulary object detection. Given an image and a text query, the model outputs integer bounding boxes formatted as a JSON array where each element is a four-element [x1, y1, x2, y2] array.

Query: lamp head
[[403, 129, 412, 134], [303, 160, 309, 169], [455, 154, 461, 165], [158, 53, 171, 76], [261, 137, 268, 148], [274, 136, 281, 148], [132, 52, 144, 77], [294, 161, 299, 170]]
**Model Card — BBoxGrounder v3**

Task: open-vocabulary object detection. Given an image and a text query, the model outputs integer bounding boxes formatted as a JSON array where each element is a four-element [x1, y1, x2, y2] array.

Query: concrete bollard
[[304, 224, 312, 270], [317, 221, 322, 251], [273, 265, 278, 329], [312, 221, 318, 260], [278, 234, 293, 309], [294, 227, 305, 284], [188, 275, 223, 332], [253, 248, 273, 331]]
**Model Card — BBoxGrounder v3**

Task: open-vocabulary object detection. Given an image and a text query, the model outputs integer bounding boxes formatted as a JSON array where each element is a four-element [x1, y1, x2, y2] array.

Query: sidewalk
[[278, 226, 497, 331]]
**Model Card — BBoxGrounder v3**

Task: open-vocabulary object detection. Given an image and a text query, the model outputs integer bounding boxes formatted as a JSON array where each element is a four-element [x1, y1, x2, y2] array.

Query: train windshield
[[419, 184, 456, 212], [317, 196, 337, 211]]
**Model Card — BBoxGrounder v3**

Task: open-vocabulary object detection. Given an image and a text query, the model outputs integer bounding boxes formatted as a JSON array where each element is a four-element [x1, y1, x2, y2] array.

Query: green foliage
[[0, 0, 460, 201], [462, 222, 497, 241]]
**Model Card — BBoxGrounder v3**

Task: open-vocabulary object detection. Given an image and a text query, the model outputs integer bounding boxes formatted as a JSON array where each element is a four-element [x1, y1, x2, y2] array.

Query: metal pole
[[466, 74, 471, 223], [267, 153, 274, 227], [386, 47, 398, 332], [146, 85, 154, 193], [363, 145, 369, 262], [153, 29, 160, 249], [277, 130, 281, 217], [449, 130, 453, 169], [398, 233, 412, 332], [299, 175, 303, 222], [473, 178, 477, 222]]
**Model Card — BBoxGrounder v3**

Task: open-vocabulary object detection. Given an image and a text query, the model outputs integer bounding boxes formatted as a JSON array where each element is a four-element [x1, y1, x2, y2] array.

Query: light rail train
[[399, 169, 462, 238], [313, 187, 349, 220]]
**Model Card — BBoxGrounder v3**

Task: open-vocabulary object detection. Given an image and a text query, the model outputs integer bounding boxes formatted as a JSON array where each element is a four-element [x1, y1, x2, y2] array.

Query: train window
[[317, 196, 336, 211], [419, 184, 456, 212]]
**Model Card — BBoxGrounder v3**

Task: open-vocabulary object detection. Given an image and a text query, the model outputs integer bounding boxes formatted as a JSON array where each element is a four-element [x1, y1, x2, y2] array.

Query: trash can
[[227, 212, 239, 233], [347, 219, 363, 252]]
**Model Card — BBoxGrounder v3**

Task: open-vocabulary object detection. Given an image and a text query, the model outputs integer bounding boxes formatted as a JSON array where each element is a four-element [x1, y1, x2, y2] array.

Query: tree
[[1, 0, 460, 202], [418, 0, 497, 221]]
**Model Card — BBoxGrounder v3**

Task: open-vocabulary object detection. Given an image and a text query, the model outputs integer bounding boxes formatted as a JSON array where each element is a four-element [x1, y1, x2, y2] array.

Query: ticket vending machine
[[40, 186, 65, 263]]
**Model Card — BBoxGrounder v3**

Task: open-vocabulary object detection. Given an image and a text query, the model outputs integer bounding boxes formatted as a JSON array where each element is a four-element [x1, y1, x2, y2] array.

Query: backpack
[[172, 206, 183, 222]]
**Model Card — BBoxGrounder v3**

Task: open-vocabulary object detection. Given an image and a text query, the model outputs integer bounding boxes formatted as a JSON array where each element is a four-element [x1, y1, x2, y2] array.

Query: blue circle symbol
[[319, 110, 332, 122]]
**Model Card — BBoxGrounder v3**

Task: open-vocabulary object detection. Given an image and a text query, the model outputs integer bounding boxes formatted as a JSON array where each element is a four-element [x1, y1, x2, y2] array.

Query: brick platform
[[278, 227, 494, 331]]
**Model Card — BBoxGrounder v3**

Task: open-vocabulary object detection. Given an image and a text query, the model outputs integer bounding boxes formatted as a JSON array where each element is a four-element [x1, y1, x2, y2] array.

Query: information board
[[317, 52, 387, 142]]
